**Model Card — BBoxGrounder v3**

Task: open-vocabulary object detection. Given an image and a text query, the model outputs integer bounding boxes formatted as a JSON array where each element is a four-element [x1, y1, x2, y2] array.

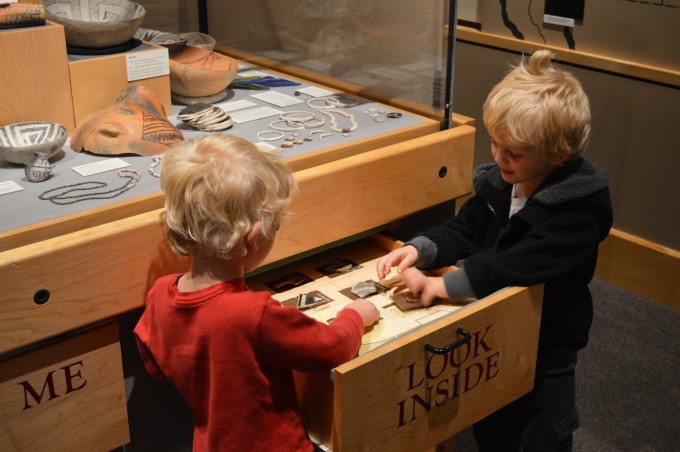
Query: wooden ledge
[[456, 26, 680, 88]]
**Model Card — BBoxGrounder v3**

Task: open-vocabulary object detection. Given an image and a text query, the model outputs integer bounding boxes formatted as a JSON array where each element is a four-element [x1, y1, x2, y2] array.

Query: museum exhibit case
[[0, 2, 541, 451]]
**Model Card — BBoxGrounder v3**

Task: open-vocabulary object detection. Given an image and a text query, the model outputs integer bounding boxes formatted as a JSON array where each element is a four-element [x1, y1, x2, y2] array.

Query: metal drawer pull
[[424, 328, 471, 354]]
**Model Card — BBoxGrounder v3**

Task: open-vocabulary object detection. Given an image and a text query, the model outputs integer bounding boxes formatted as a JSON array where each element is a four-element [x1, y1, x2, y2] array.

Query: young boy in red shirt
[[135, 134, 379, 451], [377, 50, 613, 451]]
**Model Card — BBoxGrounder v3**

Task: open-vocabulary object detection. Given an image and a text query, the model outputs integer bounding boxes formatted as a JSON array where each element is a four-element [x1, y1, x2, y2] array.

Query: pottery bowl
[[0, 122, 68, 164], [134, 27, 188, 46], [169, 47, 239, 98], [178, 32, 216, 51], [44, 0, 145, 48]]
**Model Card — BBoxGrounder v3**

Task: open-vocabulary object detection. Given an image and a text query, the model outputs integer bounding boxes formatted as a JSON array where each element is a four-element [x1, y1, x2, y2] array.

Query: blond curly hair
[[160, 134, 297, 258], [483, 50, 591, 158]]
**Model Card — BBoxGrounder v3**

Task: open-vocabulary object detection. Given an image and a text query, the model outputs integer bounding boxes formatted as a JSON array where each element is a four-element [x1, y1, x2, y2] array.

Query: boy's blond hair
[[160, 134, 297, 258], [483, 50, 590, 158]]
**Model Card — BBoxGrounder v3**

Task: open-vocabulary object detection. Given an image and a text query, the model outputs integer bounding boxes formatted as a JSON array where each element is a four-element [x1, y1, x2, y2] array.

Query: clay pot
[[43, 0, 145, 48], [169, 47, 239, 98], [134, 27, 188, 46], [0, 122, 67, 164], [178, 32, 216, 51], [0, 2, 45, 29], [70, 85, 183, 156]]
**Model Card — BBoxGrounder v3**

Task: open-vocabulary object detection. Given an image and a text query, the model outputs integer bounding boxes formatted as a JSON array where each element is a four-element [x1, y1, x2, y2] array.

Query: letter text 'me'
[[18, 361, 88, 411]]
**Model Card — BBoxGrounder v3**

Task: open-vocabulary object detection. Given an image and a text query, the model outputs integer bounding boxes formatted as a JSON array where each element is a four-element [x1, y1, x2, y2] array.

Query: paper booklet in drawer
[[247, 235, 543, 451]]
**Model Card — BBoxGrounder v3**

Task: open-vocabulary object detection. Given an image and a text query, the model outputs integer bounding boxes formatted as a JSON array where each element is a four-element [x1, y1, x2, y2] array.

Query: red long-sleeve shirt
[[134, 273, 364, 451]]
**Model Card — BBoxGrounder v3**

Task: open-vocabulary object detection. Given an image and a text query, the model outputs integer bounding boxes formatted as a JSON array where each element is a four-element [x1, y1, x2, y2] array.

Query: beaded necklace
[[38, 169, 142, 205]]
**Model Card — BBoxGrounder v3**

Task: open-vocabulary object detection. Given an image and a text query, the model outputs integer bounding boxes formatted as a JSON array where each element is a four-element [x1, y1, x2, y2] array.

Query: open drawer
[[246, 234, 543, 451]]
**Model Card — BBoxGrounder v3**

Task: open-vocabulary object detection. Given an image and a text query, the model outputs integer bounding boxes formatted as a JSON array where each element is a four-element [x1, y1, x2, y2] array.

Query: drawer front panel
[[0, 323, 129, 452], [333, 285, 542, 452]]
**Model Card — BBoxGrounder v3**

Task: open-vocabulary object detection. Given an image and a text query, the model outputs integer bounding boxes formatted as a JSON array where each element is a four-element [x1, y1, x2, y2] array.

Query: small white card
[[216, 99, 257, 112], [250, 91, 304, 107], [256, 142, 279, 151], [0, 180, 23, 196], [238, 69, 269, 78], [543, 15, 575, 27], [72, 158, 130, 177], [230, 106, 283, 124], [126, 48, 170, 82], [295, 86, 335, 98]]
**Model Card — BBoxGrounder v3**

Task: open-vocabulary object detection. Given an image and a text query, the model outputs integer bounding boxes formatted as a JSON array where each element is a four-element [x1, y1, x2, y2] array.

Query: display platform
[[0, 61, 437, 250]]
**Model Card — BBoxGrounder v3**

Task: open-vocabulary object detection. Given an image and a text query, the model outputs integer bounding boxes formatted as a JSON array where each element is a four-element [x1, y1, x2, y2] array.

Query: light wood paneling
[[596, 228, 680, 311], [456, 26, 680, 88], [0, 22, 75, 130], [0, 323, 129, 451]]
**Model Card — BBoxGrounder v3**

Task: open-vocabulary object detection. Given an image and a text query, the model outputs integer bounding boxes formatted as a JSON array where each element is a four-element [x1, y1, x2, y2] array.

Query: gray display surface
[[0, 62, 427, 235]]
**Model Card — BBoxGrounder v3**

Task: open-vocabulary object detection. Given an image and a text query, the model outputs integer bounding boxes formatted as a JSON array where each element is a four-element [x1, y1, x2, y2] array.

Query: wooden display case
[[0, 43, 538, 450]]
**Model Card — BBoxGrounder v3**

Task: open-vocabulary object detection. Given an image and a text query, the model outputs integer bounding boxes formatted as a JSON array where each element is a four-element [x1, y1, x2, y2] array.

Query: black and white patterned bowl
[[134, 27, 188, 46], [0, 122, 68, 164], [44, 0, 145, 48]]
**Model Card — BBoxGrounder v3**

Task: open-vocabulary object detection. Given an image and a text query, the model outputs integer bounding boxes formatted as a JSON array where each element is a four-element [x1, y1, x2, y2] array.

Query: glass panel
[[207, 0, 454, 125]]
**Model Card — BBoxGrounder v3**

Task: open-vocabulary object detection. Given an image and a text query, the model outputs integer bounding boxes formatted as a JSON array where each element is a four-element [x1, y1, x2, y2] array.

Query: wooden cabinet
[[0, 47, 523, 450]]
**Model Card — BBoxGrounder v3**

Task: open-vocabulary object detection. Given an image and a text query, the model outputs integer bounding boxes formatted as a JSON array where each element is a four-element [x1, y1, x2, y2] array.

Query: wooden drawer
[[0, 127, 473, 353], [246, 235, 543, 452], [0, 322, 129, 451]]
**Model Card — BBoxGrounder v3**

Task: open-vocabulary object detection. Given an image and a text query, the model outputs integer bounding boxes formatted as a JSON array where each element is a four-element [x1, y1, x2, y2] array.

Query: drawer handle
[[424, 328, 471, 354]]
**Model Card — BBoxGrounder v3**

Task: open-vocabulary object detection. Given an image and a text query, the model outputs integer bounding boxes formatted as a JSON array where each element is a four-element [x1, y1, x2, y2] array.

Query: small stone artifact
[[43, 0, 145, 49], [0, 1, 46, 29], [0, 121, 68, 164], [71, 85, 183, 156], [169, 46, 239, 103], [24, 152, 55, 182]]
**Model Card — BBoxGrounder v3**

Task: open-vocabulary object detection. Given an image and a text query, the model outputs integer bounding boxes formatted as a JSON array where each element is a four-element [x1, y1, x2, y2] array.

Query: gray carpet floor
[[454, 278, 680, 451]]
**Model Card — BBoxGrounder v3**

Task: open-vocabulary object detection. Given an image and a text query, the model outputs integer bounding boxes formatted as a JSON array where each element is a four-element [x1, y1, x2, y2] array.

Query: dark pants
[[473, 368, 579, 452]]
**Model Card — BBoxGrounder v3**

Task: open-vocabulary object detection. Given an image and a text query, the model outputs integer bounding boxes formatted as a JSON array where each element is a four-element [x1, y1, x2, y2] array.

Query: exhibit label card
[[72, 158, 130, 177], [126, 48, 170, 82], [295, 86, 335, 98], [230, 106, 283, 124], [0, 180, 23, 196], [216, 99, 258, 112], [250, 91, 304, 107]]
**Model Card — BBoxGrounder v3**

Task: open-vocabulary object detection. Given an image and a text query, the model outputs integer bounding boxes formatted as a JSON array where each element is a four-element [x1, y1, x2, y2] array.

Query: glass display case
[[203, 0, 459, 127]]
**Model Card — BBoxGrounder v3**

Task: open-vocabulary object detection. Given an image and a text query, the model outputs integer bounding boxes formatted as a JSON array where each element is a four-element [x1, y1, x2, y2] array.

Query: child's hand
[[376, 245, 418, 280], [400, 268, 447, 307], [344, 299, 380, 327]]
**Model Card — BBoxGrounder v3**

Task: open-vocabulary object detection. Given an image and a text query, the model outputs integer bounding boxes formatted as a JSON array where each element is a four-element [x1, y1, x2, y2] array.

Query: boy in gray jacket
[[377, 50, 613, 451]]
